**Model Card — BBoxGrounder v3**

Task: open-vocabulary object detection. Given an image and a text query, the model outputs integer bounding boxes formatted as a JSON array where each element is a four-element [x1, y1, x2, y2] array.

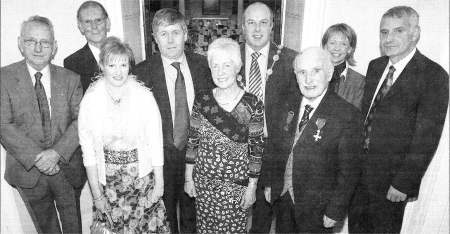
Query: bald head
[[294, 47, 334, 101], [243, 2, 273, 24]]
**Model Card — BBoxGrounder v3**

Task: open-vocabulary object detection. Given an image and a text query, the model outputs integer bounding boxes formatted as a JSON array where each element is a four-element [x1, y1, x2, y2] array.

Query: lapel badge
[[313, 118, 326, 141], [283, 111, 295, 131]]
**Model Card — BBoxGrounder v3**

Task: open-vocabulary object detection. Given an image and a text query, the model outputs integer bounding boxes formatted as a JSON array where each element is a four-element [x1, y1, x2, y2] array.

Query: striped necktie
[[248, 52, 263, 100]]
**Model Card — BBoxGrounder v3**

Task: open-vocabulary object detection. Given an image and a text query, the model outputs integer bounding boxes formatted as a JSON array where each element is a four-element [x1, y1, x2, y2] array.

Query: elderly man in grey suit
[[1, 16, 86, 233]]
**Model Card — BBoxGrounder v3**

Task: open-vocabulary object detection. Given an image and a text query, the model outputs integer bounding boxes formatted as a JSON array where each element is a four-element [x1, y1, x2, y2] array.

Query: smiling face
[[380, 16, 419, 64], [78, 6, 110, 48], [100, 55, 130, 89], [324, 32, 353, 66], [154, 23, 187, 61], [19, 22, 57, 71], [294, 48, 333, 102], [209, 51, 240, 90], [242, 4, 273, 52]]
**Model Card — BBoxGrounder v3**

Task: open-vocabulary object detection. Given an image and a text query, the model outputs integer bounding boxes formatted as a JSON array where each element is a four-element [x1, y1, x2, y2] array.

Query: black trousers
[[17, 171, 81, 234], [274, 192, 299, 233], [348, 182, 407, 233], [249, 185, 273, 233], [163, 147, 196, 233]]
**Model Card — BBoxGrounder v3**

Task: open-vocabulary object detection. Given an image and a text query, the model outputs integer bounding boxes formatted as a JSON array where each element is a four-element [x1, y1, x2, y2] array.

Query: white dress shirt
[[88, 43, 100, 63], [244, 42, 270, 102], [161, 54, 195, 125], [27, 63, 51, 116]]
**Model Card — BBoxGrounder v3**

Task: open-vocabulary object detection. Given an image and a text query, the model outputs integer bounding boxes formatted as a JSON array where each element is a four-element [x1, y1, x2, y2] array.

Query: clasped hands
[[264, 187, 338, 228], [35, 149, 61, 175]]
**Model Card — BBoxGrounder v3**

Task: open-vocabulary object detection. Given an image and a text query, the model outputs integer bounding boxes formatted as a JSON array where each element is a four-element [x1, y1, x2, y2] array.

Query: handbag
[[90, 210, 116, 234]]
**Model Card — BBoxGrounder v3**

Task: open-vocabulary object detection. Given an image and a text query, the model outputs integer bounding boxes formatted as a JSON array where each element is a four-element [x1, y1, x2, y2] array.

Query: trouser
[[249, 185, 273, 233], [17, 171, 81, 234]]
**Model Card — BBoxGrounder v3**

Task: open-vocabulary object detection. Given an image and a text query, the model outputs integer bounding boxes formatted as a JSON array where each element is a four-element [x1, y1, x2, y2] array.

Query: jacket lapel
[[16, 60, 41, 121], [49, 64, 63, 139]]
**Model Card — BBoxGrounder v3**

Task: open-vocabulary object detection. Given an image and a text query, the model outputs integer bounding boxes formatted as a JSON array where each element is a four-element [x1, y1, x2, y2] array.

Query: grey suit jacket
[[1, 60, 87, 188]]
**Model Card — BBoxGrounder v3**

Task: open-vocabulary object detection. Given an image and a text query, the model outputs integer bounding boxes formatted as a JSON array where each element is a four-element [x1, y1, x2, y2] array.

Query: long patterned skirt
[[93, 149, 171, 234]]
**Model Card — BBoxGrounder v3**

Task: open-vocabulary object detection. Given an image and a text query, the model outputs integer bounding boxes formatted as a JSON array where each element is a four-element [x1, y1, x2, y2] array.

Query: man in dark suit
[[261, 47, 362, 233], [240, 3, 299, 232], [134, 8, 214, 233], [348, 6, 449, 233], [1, 16, 86, 233], [64, 1, 110, 93]]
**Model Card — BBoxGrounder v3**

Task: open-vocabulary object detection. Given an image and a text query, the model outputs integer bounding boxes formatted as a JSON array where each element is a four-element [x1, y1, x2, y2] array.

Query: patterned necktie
[[34, 72, 52, 148], [331, 62, 346, 93], [298, 105, 314, 133], [363, 65, 396, 151], [172, 62, 189, 151], [248, 52, 263, 100]]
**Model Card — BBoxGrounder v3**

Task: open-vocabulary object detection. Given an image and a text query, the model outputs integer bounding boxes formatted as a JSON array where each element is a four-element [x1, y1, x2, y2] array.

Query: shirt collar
[[340, 61, 349, 81], [27, 63, 50, 80], [387, 47, 416, 73], [301, 88, 328, 110], [161, 53, 187, 69], [88, 43, 101, 63], [245, 42, 270, 59]]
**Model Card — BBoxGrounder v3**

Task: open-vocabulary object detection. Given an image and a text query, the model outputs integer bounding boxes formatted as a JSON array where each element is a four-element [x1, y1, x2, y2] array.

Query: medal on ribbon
[[313, 118, 326, 141]]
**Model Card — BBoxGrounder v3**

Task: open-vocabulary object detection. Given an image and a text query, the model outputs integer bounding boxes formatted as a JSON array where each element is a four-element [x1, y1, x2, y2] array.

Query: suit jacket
[[134, 51, 215, 156], [338, 67, 365, 110], [1, 60, 87, 188], [64, 43, 100, 93], [239, 42, 298, 137], [361, 50, 449, 198], [261, 90, 362, 230]]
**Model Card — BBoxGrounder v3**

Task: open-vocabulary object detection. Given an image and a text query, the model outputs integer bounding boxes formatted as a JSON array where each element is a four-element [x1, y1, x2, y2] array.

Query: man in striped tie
[[241, 3, 299, 233]]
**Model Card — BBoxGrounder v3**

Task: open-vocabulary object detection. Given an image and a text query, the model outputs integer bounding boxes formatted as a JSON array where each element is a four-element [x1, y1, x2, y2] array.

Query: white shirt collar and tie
[[27, 63, 51, 116]]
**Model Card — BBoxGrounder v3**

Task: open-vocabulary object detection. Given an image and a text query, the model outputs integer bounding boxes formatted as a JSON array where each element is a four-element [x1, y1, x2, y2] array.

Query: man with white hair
[[261, 47, 362, 233]]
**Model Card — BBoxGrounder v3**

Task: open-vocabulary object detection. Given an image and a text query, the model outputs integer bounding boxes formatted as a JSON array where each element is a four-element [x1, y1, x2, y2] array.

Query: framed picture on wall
[[203, 0, 220, 15]]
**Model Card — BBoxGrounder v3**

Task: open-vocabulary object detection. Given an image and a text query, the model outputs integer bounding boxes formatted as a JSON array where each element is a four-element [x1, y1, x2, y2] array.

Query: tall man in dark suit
[[262, 47, 362, 233], [64, 1, 110, 93], [348, 6, 449, 233], [134, 8, 214, 233], [241, 3, 299, 232], [1, 16, 86, 233]]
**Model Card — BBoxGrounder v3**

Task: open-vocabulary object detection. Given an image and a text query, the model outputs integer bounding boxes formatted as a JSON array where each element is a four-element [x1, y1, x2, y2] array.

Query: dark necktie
[[330, 62, 346, 93], [363, 65, 396, 151], [248, 52, 262, 100], [299, 105, 314, 133], [172, 62, 189, 151], [34, 72, 52, 148]]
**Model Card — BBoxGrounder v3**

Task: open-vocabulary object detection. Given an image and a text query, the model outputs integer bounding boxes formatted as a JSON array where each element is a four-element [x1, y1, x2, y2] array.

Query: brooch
[[283, 111, 295, 131], [313, 118, 326, 141]]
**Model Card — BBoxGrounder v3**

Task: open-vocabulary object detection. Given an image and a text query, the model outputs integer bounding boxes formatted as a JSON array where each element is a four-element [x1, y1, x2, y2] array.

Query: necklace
[[106, 87, 124, 106], [215, 89, 242, 105]]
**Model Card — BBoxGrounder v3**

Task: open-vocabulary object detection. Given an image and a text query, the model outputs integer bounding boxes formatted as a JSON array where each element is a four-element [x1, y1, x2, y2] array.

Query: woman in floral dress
[[79, 37, 170, 233], [184, 38, 264, 233]]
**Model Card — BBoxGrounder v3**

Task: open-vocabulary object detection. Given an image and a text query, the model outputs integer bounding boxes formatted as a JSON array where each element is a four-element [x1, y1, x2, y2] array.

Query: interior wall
[[188, 0, 233, 18], [312, 0, 449, 75]]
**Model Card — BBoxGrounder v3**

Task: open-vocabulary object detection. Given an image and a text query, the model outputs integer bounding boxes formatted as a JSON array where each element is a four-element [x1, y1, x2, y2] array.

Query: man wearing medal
[[260, 47, 362, 233]]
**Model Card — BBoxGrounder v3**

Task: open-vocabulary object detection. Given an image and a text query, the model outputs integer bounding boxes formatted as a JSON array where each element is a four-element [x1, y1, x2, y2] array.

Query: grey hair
[[152, 8, 187, 34], [20, 15, 55, 41], [207, 38, 242, 69], [293, 47, 334, 78], [382, 6, 419, 27]]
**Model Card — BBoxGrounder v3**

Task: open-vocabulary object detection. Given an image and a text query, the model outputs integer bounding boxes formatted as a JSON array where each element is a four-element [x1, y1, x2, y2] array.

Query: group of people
[[0, 1, 448, 234]]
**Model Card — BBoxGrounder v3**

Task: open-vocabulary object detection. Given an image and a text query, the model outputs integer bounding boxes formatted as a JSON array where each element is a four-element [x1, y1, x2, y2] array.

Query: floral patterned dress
[[186, 89, 264, 233], [93, 90, 171, 234]]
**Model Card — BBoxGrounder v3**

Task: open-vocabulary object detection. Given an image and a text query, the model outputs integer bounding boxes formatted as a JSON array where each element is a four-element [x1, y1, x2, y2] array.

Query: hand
[[386, 185, 407, 202], [184, 181, 197, 198], [151, 183, 164, 203], [407, 197, 418, 202], [264, 187, 271, 203], [35, 149, 61, 174], [323, 215, 337, 228], [240, 185, 256, 209], [44, 164, 60, 176], [94, 195, 108, 213]]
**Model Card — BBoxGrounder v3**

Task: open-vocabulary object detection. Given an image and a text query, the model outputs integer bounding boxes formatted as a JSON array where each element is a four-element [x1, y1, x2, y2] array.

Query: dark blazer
[[239, 42, 298, 139], [1, 60, 87, 189], [261, 90, 363, 230], [361, 50, 448, 198], [134, 51, 215, 151], [64, 43, 100, 93]]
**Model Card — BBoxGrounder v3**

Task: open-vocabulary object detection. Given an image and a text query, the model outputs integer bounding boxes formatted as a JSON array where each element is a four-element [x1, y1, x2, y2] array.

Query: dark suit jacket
[[261, 90, 362, 230], [361, 50, 448, 198], [134, 51, 215, 156], [64, 43, 100, 93], [239, 42, 298, 137], [1, 60, 87, 189]]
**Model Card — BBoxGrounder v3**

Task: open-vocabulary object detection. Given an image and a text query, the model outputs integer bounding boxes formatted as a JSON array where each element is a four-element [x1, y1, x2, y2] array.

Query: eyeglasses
[[82, 18, 105, 28], [23, 39, 53, 48]]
